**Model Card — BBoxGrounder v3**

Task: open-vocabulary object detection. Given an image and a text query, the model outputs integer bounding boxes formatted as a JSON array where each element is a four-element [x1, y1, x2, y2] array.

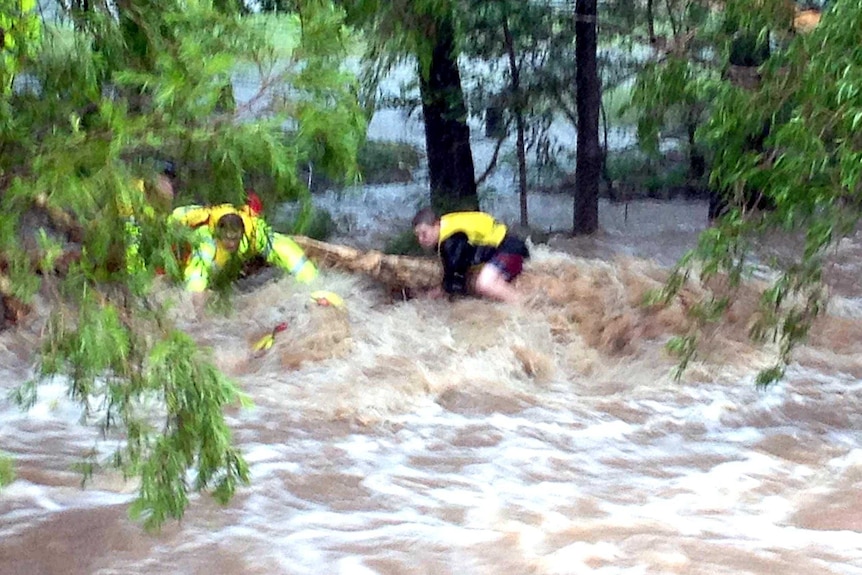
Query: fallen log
[[292, 235, 565, 297], [291, 234, 575, 297], [292, 235, 444, 291]]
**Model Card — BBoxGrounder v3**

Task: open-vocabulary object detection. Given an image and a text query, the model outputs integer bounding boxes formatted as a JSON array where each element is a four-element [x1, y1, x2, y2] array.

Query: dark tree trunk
[[514, 112, 528, 228], [687, 119, 705, 181], [573, 0, 600, 235], [646, 0, 656, 43], [502, 17, 529, 228], [484, 104, 505, 139], [418, 14, 478, 212]]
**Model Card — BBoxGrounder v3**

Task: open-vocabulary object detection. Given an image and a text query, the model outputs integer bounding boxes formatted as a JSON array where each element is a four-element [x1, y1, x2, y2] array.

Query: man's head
[[215, 213, 244, 253], [152, 160, 177, 207], [412, 207, 440, 249]]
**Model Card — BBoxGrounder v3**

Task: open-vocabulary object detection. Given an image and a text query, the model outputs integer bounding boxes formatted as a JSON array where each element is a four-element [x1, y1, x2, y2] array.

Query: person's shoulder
[[440, 231, 468, 247], [170, 204, 205, 219], [190, 223, 215, 239]]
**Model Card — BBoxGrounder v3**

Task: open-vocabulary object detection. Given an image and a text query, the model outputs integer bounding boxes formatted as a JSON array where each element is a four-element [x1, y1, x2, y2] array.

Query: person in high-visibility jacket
[[412, 207, 529, 304], [171, 203, 317, 292]]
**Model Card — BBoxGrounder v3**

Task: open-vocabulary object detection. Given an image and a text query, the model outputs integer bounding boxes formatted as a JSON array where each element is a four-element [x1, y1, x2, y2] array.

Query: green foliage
[[457, 0, 577, 204], [650, 0, 861, 387], [357, 140, 421, 184], [0, 0, 41, 94], [33, 294, 250, 531], [129, 332, 250, 530], [384, 229, 424, 255], [1, 0, 363, 529], [603, 148, 692, 199], [621, 0, 730, 198], [665, 334, 698, 382], [0, 451, 14, 488], [603, 81, 638, 126], [630, 56, 721, 158], [302, 207, 337, 239]]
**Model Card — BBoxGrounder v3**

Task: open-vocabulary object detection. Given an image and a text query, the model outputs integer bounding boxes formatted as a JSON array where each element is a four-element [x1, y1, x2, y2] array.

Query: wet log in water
[[292, 235, 445, 291], [291, 234, 555, 296]]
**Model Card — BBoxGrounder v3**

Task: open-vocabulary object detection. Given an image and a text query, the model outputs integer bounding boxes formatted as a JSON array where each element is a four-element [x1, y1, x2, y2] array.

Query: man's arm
[[252, 217, 318, 284], [439, 232, 472, 295], [184, 231, 217, 292]]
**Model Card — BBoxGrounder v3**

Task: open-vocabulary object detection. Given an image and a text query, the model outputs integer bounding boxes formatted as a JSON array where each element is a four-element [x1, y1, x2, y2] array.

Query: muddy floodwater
[[2, 187, 862, 575]]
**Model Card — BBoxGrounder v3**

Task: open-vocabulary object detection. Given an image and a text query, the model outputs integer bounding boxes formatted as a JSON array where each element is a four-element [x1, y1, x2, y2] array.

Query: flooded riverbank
[[2, 199, 862, 574]]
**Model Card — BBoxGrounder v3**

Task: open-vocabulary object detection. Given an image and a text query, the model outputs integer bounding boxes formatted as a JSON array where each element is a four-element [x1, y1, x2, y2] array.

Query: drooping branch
[[474, 116, 513, 188], [32, 193, 85, 241]]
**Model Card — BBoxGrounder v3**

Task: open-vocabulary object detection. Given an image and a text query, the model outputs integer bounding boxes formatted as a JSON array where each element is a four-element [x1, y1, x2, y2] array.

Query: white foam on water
[[5, 210, 862, 574]]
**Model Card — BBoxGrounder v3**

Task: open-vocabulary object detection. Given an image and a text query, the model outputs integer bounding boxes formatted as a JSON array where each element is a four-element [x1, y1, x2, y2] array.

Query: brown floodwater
[[1, 196, 861, 575]]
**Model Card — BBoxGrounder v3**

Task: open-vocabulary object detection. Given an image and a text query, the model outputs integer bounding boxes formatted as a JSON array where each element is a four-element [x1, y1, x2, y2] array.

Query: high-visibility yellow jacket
[[170, 204, 317, 292], [438, 212, 508, 249], [437, 211, 528, 294]]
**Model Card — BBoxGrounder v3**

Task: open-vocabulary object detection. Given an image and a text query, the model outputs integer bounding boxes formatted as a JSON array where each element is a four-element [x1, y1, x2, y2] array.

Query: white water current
[[2, 65, 861, 575]]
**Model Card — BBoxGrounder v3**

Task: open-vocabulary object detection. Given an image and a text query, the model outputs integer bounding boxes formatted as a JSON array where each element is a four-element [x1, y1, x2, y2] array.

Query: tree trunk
[[600, 100, 616, 202], [502, 16, 529, 228], [646, 0, 656, 44], [687, 116, 705, 182], [418, 13, 478, 212], [514, 111, 529, 228], [573, 0, 600, 235]]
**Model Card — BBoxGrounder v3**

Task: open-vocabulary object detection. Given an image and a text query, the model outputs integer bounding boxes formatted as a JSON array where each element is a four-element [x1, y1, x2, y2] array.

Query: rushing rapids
[[1, 196, 861, 575]]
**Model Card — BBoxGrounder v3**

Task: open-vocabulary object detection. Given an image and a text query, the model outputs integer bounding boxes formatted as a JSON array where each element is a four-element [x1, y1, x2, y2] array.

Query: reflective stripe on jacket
[[174, 204, 317, 291]]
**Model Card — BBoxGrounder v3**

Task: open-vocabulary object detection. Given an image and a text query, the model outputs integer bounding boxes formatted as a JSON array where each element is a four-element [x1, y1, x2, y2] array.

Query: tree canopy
[[0, 0, 364, 529], [651, 0, 860, 386]]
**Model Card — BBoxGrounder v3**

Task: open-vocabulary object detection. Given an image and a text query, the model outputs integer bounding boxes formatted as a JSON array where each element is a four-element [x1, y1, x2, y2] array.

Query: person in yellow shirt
[[171, 203, 317, 293], [412, 207, 529, 304]]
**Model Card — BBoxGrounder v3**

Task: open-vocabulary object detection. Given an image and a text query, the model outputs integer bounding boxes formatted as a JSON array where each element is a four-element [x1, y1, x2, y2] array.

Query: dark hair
[[215, 213, 244, 237], [412, 207, 438, 228], [159, 159, 177, 179]]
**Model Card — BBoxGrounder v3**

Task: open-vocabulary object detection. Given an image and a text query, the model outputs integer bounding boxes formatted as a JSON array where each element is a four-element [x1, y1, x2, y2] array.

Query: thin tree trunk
[[646, 0, 656, 43], [687, 114, 705, 181], [600, 99, 616, 202], [514, 111, 528, 228], [573, 0, 600, 235], [502, 16, 529, 228], [418, 13, 478, 212], [664, 0, 679, 36]]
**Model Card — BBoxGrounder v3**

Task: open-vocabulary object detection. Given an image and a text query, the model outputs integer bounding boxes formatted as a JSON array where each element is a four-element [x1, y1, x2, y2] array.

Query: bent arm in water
[[183, 232, 217, 292], [439, 232, 472, 295], [253, 220, 317, 283]]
